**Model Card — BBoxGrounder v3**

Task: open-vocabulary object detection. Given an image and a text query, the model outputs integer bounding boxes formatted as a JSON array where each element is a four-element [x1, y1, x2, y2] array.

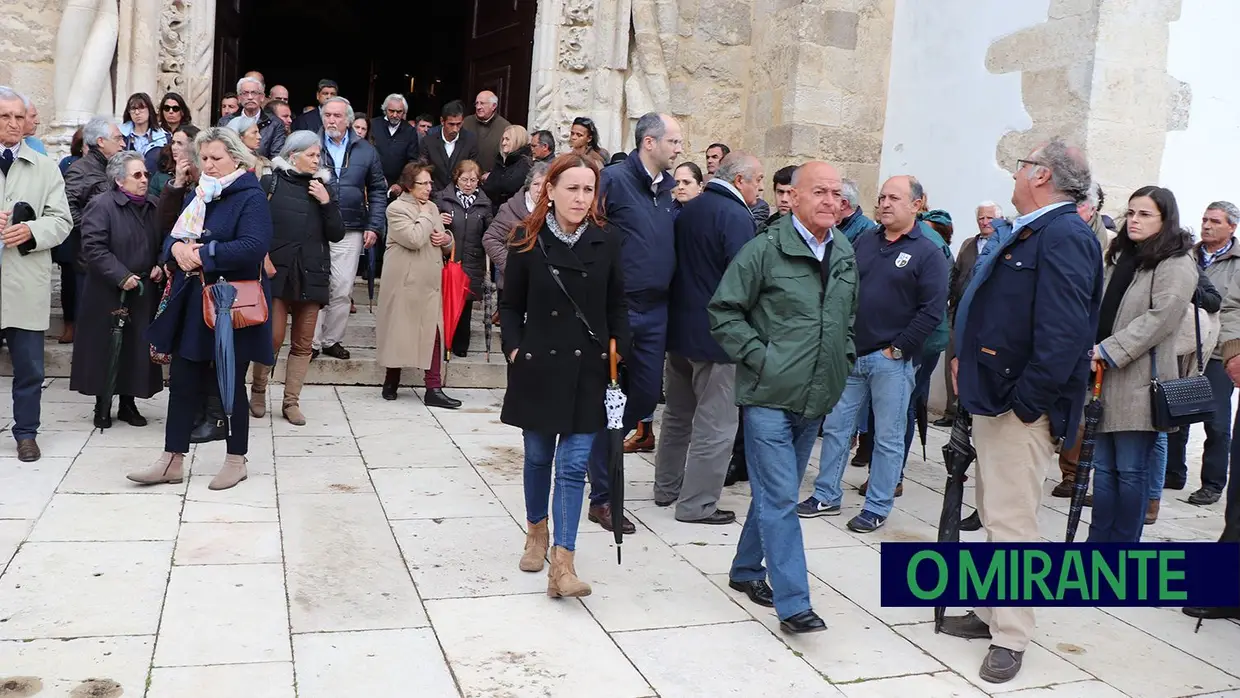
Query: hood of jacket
[[271, 156, 332, 182]]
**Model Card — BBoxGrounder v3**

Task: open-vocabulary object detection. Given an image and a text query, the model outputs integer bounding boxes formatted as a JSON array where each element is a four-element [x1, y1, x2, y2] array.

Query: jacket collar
[[538, 222, 605, 271], [1196, 237, 1240, 263], [623, 150, 673, 196], [1018, 200, 1076, 236], [704, 179, 747, 208], [770, 215, 851, 271]]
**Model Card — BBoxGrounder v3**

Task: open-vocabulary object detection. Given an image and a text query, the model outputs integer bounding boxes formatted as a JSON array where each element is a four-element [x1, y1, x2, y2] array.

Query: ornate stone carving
[[158, 0, 189, 97], [563, 0, 594, 25], [558, 26, 590, 71]]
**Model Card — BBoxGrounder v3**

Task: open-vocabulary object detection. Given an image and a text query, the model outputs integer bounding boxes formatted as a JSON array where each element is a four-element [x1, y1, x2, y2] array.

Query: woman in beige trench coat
[[377, 162, 461, 409]]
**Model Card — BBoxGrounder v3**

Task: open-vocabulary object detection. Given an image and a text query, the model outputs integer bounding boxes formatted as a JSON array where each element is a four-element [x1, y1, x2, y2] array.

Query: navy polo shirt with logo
[[851, 224, 950, 358]]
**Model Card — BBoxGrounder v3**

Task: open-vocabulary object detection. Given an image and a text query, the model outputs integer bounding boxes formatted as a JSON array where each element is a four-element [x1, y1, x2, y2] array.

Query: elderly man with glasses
[[219, 75, 285, 159]]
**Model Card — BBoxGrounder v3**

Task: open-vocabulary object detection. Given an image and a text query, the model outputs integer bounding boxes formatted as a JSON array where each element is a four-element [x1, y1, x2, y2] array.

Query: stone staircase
[[0, 280, 508, 389]]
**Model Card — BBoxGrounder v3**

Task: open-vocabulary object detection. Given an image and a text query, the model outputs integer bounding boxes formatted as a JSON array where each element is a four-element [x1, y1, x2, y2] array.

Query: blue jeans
[[1167, 359, 1233, 493], [1088, 431, 1156, 543], [5, 328, 45, 441], [813, 352, 915, 517], [1146, 432, 1168, 500], [588, 303, 667, 505], [730, 406, 820, 620], [524, 431, 595, 551], [903, 355, 940, 466]]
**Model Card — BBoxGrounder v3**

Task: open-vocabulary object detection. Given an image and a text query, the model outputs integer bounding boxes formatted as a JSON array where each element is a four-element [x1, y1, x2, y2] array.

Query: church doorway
[[214, 0, 536, 126]]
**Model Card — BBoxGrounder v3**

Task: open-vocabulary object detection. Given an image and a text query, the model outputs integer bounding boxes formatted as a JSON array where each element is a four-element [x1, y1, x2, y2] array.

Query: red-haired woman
[[500, 153, 630, 597]]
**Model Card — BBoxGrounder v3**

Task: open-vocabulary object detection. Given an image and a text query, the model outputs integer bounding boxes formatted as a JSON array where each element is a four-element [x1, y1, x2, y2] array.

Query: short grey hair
[[279, 130, 321, 161], [236, 76, 264, 93], [841, 178, 861, 208], [82, 115, 119, 151], [634, 112, 665, 149], [976, 200, 1003, 216], [1027, 137, 1091, 203], [0, 86, 25, 111], [322, 96, 354, 123], [106, 151, 145, 184], [193, 127, 257, 171], [480, 92, 499, 105], [1207, 201, 1240, 226], [907, 175, 925, 203], [525, 160, 550, 188], [383, 93, 408, 113], [713, 153, 762, 185], [225, 114, 259, 138]]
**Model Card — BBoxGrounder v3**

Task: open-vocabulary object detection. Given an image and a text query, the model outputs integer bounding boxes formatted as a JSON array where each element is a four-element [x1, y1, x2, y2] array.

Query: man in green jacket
[[709, 161, 858, 634]]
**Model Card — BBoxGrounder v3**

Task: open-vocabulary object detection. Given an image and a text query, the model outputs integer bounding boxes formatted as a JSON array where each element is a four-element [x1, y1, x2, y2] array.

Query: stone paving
[[0, 379, 1237, 697]]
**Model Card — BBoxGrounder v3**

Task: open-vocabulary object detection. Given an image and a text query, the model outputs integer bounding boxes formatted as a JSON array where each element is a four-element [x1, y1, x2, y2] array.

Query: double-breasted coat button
[[551, 310, 558, 317], [524, 353, 532, 360], [551, 268, 559, 275], [550, 349, 557, 356], [1003, 367, 1011, 375], [574, 349, 582, 357], [600, 353, 607, 359], [581, 271, 588, 278]]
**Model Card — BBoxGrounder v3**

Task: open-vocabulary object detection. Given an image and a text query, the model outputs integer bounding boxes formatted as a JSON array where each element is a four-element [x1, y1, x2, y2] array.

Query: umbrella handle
[[609, 338, 618, 382], [1091, 363, 1105, 400]]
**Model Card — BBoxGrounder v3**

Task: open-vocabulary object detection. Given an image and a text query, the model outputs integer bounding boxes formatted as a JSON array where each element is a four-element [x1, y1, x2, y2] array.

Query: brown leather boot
[[624, 422, 655, 453], [209, 454, 248, 491], [281, 354, 312, 426], [1145, 499, 1160, 525], [520, 519, 550, 572], [127, 452, 185, 485], [547, 546, 591, 597], [249, 364, 269, 418]]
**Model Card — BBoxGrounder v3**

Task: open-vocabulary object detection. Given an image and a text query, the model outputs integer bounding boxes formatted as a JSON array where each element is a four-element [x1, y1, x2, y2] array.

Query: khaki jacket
[[0, 145, 73, 331], [376, 195, 449, 370]]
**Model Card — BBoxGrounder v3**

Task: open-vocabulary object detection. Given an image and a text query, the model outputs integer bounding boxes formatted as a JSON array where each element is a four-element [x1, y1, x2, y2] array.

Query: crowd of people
[[2, 67, 1239, 686]]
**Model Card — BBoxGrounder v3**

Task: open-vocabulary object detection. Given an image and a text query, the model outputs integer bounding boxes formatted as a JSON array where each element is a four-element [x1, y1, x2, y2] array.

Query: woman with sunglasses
[[145, 93, 193, 177], [569, 117, 609, 170], [72, 152, 164, 429]]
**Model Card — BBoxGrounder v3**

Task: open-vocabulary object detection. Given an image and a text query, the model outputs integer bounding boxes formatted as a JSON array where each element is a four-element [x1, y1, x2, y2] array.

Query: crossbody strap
[[1148, 266, 1205, 382], [536, 235, 603, 347]]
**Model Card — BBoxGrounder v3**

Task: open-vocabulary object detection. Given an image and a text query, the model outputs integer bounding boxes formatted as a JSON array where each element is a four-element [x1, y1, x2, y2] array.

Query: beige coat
[[0, 145, 72, 331], [1097, 252, 1199, 433], [376, 194, 450, 370]]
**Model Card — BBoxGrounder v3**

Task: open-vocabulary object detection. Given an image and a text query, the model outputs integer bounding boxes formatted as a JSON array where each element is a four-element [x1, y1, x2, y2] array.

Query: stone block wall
[[0, 0, 62, 141]]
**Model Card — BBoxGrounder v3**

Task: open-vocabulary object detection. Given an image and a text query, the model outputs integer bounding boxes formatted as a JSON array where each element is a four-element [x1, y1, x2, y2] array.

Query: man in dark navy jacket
[[799, 175, 948, 534], [586, 112, 682, 534], [654, 153, 762, 524], [941, 138, 1102, 684]]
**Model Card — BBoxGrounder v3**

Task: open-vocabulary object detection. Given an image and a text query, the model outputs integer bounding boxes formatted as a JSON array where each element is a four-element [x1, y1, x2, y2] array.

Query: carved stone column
[[116, 0, 162, 112], [49, 0, 118, 150], [182, 0, 217, 126]]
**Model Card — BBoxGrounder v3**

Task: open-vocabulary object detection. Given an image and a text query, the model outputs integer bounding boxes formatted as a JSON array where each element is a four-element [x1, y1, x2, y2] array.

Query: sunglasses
[[162, 104, 182, 113], [130, 171, 149, 180]]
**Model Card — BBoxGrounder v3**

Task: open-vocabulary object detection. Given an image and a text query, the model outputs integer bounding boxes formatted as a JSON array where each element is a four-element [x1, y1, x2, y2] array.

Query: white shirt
[[0, 139, 21, 162], [791, 214, 833, 261], [645, 166, 663, 196], [709, 179, 746, 207], [443, 130, 457, 159], [976, 234, 991, 256]]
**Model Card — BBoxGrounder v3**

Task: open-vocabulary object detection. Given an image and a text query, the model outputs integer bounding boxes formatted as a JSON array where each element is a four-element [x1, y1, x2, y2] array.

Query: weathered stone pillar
[[116, 0, 162, 112], [50, 0, 118, 148]]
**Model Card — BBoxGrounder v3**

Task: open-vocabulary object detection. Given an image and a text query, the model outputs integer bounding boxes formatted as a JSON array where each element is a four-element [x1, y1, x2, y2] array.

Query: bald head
[[716, 153, 765, 207], [474, 91, 499, 121], [791, 161, 843, 238]]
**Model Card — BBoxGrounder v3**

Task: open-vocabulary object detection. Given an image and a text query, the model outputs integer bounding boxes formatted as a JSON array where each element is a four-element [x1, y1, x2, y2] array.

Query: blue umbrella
[[209, 278, 238, 436]]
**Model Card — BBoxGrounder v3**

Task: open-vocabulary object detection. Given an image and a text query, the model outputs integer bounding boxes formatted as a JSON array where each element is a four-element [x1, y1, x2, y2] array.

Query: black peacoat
[[261, 161, 347, 305], [70, 189, 164, 399], [433, 188, 494, 298], [499, 223, 631, 434]]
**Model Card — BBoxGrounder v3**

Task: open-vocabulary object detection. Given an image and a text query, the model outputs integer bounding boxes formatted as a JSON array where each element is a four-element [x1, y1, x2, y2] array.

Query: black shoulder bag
[[536, 235, 604, 348], [1149, 279, 1214, 429]]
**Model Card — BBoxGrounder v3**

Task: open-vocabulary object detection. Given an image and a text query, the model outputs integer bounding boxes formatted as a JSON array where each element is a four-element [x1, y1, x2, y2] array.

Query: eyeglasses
[[1016, 159, 1045, 169], [130, 171, 149, 180], [457, 176, 479, 184], [412, 180, 433, 187], [162, 104, 182, 113], [239, 89, 264, 97]]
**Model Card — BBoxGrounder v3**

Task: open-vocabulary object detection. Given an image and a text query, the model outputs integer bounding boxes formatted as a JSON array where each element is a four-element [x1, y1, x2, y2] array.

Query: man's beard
[[326, 127, 346, 140]]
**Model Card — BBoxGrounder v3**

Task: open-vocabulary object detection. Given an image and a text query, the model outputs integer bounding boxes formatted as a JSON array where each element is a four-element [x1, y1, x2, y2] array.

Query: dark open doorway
[[214, 0, 536, 125]]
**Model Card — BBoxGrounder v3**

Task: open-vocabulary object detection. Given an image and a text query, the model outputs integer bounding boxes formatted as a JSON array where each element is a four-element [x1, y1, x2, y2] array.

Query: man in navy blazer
[[654, 153, 763, 526], [943, 138, 1103, 683]]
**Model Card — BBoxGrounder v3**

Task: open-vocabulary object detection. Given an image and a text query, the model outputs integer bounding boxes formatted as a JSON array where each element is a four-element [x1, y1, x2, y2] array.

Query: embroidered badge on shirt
[[895, 252, 912, 268]]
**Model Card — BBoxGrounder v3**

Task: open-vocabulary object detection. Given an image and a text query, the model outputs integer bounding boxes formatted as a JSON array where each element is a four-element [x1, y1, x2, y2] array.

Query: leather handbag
[[201, 273, 269, 330], [1149, 292, 1214, 430]]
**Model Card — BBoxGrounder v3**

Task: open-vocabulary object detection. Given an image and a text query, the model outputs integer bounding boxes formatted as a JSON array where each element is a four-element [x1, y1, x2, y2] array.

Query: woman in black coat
[[482, 125, 533, 211], [72, 152, 165, 428], [433, 160, 493, 356], [249, 130, 346, 426], [500, 153, 630, 599]]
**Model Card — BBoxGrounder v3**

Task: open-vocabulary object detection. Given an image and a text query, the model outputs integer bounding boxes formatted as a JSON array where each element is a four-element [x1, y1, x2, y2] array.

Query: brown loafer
[[16, 438, 40, 462], [588, 504, 636, 534]]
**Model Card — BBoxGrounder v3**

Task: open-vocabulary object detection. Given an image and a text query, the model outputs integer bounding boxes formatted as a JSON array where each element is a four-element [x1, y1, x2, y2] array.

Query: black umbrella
[[916, 396, 929, 460], [99, 282, 143, 430], [1066, 365, 1106, 543], [935, 409, 975, 632], [605, 338, 628, 563]]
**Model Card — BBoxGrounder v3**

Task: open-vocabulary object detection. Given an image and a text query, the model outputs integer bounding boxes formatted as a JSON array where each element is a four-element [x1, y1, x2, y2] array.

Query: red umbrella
[[442, 246, 471, 362]]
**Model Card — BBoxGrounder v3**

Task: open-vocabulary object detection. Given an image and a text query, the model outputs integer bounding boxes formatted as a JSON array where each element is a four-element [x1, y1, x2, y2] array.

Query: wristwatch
[[888, 346, 904, 360]]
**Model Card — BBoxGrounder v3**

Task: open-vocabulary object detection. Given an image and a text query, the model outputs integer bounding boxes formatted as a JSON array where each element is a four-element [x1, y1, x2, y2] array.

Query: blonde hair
[[193, 126, 257, 171], [504, 124, 529, 153]]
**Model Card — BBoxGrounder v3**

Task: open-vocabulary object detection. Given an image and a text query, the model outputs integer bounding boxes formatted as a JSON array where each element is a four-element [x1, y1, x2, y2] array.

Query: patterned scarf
[[456, 188, 477, 210], [171, 168, 247, 240], [546, 213, 587, 248]]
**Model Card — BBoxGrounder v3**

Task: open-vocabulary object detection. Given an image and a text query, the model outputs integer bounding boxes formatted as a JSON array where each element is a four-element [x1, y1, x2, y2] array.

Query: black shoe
[[980, 646, 1023, 683], [932, 416, 955, 428], [1164, 476, 1187, 491], [677, 509, 736, 525], [1183, 605, 1240, 620], [117, 398, 147, 427], [851, 431, 873, 467], [960, 510, 982, 532], [189, 396, 227, 444], [1187, 488, 1222, 505], [452, 348, 468, 358], [724, 455, 748, 486], [654, 498, 675, 507], [424, 388, 462, 409], [321, 343, 350, 360], [728, 579, 774, 608], [381, 382, 397, 400], [938, 611, 992, 640], [310, 348, 320, 360], [779, 610, 827, 634]]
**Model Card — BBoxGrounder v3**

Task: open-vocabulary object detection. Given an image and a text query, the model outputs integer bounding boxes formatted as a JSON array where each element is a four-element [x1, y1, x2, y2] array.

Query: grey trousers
[[653, 353, 738, 520]]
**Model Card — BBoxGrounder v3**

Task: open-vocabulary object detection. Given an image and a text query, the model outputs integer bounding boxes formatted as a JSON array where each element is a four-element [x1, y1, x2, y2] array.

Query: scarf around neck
[[456, 188, 477, 210], [546, 213, 587, 248], [171, 168, 247, 240]]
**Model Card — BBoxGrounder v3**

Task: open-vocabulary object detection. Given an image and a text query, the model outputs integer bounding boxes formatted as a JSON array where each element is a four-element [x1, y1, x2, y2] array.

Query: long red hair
[[510, 153, 605, 253]]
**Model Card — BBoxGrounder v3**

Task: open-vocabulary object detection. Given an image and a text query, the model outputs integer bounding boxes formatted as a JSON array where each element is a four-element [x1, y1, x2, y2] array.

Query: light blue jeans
[[730, 406, 821, 620], [1147, 432, 1168, 500], [812, 351, 915, 517], [523, 431, 596, 550]]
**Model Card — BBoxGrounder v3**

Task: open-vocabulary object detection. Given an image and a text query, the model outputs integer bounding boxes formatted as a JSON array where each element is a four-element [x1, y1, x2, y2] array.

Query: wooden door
[[465, 0, 537, 126], [213, 0, 243, 124]]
